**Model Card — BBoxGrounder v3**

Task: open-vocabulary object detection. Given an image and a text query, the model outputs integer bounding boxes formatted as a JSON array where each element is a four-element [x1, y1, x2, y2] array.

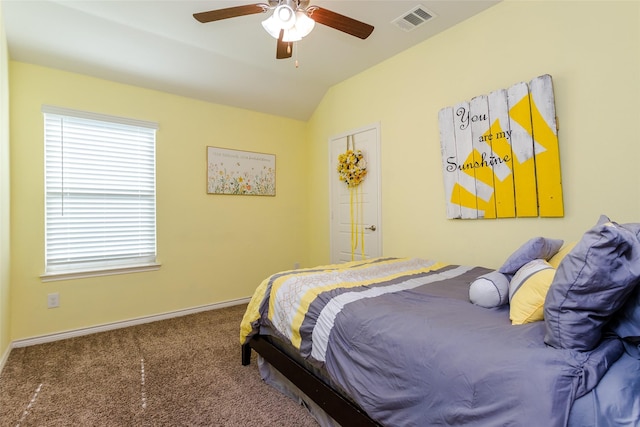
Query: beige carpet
[[0, 304, 319, 426]]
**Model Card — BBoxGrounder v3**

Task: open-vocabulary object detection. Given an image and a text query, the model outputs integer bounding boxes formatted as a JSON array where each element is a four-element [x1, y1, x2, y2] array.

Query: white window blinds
[[43, 105, 158, 275]]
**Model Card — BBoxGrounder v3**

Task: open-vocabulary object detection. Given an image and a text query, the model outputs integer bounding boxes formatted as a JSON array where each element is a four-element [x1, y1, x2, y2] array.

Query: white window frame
[[41, 105, 160, 282]]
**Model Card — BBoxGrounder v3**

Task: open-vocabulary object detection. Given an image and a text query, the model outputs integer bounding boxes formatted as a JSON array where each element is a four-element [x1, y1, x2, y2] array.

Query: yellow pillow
[[509, 259, 556, 325], [548, 242, 577, 269]]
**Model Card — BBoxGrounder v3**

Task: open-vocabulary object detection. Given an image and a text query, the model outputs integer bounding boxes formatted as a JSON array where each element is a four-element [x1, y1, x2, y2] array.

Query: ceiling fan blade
[[193, 4, 268, 23], [276, 29, 293, 59], [309, 7, 374, 40]]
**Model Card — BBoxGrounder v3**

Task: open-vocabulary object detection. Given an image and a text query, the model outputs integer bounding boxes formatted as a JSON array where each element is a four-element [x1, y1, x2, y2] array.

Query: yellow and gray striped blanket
[[240, 257, 446, 357]]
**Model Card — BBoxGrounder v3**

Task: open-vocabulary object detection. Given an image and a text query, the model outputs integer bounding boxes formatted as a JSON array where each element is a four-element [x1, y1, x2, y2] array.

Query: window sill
[[41, 263, 162, 282]]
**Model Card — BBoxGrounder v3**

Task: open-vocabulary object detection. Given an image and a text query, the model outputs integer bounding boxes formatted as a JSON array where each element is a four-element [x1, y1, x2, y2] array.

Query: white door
[[330, 123, 382, 263]]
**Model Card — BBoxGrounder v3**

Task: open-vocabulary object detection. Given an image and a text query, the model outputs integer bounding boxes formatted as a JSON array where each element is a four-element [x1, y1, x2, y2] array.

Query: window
[[42, 105, 159, 280]]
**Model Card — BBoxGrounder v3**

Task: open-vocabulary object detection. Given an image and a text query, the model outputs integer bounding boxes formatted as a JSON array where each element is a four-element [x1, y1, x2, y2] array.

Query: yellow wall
[[0, 3, 11, 360], [9, 63, 309, 340], [307, 0, 640, 268]]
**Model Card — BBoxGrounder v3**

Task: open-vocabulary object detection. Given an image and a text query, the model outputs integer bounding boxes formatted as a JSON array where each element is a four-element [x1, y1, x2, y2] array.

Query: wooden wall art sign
[[438, 74, 563, 219]]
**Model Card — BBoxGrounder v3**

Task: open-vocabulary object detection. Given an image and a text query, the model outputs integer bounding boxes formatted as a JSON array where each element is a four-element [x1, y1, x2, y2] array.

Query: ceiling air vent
[[392, 5, 436, 32]]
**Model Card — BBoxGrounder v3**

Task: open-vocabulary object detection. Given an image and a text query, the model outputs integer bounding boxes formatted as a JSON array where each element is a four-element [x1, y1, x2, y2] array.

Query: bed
[[240, 215, 640, 426]]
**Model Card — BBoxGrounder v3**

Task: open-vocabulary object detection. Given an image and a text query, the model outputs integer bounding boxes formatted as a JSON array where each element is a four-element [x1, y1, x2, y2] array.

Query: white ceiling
[[2, 0, 500, 121]]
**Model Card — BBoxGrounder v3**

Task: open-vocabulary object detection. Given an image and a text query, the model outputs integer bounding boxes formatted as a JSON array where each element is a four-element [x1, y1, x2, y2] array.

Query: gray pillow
[[607, 222, 640, 342], [469, 271, 510, 308], [610, 286, 640, 340], [498, 237, 564, 275], [544, 215, 640, 351]]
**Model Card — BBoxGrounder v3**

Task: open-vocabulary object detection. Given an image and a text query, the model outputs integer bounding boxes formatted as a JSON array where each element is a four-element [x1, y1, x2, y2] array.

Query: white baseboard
[[0, 345, 10, 373], [11, 297, 251, 349]]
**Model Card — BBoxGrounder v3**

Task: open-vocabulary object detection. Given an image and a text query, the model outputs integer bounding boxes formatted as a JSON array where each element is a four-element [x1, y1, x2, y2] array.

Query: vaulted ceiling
[[3, 0, 500, 120]]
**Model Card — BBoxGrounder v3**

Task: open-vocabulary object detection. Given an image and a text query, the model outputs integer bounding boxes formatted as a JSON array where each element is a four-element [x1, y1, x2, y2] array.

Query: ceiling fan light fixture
[[294, 11, 315, 37], [274, 4, 296, 29], [282, 28, 302, 42], [261, 15, 281, 39], [263, 5, 315, 40]]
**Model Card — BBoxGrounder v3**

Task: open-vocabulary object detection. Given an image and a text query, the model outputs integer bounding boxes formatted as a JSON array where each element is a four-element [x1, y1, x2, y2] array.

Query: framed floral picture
[[207, 146, 276, 196]]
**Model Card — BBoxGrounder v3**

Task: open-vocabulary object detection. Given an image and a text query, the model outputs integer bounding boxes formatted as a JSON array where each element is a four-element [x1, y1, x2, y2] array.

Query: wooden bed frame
[[242, 335, 381, 427]]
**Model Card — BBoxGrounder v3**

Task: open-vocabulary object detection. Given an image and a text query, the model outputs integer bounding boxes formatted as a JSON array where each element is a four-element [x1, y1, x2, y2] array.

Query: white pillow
[[469, 271, 510, 308]]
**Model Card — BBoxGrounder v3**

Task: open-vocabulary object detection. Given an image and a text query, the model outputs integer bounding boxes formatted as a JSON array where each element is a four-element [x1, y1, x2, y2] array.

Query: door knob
[[365, 225, 377, 231]]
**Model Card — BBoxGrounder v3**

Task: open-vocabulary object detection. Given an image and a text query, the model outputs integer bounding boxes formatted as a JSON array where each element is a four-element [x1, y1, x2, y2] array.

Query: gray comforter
[[241, 258, 625, 426]]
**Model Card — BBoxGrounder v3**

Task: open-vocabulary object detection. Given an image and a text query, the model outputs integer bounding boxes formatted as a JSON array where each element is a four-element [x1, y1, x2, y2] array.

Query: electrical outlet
[[47, 292, 60, 309], [294, 262, 300, 270]]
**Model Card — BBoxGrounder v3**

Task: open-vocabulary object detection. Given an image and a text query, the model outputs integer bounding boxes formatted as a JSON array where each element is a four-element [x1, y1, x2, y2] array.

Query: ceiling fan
[[193, 0, 374, 59]]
